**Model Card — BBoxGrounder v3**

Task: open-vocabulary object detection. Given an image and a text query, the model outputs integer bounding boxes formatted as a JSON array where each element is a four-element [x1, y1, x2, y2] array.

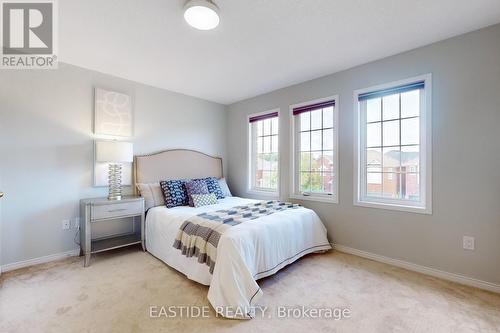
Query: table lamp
[[95, 140, 133, 200]]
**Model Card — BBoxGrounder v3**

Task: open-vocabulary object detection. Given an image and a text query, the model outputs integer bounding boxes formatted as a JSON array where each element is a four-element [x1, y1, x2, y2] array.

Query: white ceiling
[[60, 0, 500, 105]]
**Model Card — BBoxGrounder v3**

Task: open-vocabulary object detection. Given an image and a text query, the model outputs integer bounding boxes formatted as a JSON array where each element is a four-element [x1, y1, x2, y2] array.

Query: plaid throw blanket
[[172, 201, 300, 273]]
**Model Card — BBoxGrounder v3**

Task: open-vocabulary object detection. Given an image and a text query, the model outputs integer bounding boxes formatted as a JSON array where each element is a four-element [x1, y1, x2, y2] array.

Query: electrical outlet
[[463, 236, 475, 250], [62, 219, 70, 230]]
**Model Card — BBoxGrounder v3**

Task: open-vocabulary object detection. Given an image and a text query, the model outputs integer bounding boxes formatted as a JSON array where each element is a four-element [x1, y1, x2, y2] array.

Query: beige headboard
[[133, 149, 223, 186]]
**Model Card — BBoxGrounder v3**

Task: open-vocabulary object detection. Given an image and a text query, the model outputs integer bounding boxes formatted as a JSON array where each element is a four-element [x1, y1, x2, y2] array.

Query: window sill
[[354, 200, 432, 215], [290, 194, 338, 204], [247, 190, 280, 200]]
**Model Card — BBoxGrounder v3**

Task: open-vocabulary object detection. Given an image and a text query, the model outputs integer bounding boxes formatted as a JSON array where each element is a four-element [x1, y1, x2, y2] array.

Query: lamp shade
[[96, 141, 133, 163]]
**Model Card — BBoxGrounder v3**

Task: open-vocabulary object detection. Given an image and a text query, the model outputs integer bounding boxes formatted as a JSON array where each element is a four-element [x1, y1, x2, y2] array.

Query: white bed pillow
[[218, 178, 232, 197], [136, 183, 164, 210]]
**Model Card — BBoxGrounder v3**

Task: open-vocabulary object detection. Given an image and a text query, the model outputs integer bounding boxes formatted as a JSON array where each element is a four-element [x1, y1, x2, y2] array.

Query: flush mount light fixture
[[184, 0, 220, 30]]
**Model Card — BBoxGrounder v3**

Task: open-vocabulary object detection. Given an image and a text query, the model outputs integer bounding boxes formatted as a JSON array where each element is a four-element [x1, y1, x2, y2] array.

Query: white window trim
[[353, 74, 432, 214], [289, 95, 339, 204], [247, 109, 281, 199]]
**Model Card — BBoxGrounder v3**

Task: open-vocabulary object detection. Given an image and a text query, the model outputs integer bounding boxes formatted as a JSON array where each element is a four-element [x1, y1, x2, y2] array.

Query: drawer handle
[[108, 208, 128, 212]]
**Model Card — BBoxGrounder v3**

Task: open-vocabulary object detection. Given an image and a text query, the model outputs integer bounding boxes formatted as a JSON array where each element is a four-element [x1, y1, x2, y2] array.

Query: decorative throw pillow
[[136, 183, 164, 211], [203, 177, 225, 199], [191, 193, 218, 207], [160, 179, 189, 208], [185, 179, 209, 207], [218, 178, 232, 197]]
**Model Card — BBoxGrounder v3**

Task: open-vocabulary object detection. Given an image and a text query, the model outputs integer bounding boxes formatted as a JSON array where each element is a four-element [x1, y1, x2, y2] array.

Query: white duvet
[[146, 197, 331, 319]]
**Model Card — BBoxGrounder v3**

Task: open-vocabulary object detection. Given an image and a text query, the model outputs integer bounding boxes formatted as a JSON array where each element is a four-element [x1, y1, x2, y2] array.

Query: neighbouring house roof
[[367, 149, 419, 168]]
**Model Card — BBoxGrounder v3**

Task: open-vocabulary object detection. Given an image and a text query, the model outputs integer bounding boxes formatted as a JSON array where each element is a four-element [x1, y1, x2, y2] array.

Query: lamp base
[[107, 163, 123, 201]]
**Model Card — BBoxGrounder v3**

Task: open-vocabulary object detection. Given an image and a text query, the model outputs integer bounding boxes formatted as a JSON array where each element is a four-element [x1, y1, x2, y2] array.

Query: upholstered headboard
[[133, 149, 223, 186]]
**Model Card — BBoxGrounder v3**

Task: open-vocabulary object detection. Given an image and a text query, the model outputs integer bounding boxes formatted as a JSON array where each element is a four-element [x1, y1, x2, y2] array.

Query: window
[[248, 110, 279, 195], [354, 75, 432, 213], [290, 97, 338, 203]]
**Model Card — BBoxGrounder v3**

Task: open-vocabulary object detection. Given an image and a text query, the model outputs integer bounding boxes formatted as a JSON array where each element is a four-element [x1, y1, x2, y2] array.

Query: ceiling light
[[184, 0, 220, 31]]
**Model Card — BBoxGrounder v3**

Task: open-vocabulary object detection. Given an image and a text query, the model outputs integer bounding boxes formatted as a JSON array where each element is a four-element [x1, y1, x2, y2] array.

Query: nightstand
[[80, 196, 145, 267]]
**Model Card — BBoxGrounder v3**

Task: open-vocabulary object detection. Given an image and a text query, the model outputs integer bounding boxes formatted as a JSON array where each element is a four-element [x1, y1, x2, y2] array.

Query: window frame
[[289, 95, 339, 204], [247, 109, 281, 198], [353, 74, 432, 214]]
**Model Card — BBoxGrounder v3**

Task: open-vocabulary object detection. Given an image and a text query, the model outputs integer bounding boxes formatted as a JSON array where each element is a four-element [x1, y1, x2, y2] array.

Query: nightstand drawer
[[91, 201, 143, 220]]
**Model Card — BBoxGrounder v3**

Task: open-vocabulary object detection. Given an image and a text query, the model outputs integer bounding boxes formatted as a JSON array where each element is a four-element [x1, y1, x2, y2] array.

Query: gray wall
[[226, 24, 500, 284], [0, 63, 227, 266]]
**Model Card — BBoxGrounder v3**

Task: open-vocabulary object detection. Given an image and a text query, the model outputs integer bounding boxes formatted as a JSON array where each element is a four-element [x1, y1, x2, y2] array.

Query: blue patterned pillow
[[191, 193, 218, 207], [185, 179, 209, 207], [203, 177, 225, 199], [160, 179, 189, 208]]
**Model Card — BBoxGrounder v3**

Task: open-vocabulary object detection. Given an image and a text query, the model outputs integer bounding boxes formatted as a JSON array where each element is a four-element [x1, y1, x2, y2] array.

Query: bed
[[134, 149, 332, 319]]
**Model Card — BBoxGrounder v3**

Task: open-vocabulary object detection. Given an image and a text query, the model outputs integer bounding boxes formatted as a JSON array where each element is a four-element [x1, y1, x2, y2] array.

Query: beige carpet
[[1, 247, 499, 333]]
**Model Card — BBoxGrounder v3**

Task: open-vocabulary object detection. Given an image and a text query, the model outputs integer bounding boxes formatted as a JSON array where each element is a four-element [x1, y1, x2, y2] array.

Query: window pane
[[270, 153, 279, 171], [359, 82, 426, 207], [257, 137, 264, 153], [401, 145, 419, 173], [383, 148, 400, 172], [311, 130, 322, 151], [295, 102, 338, 197], [271, 117, 279, 135], [311, 152, 322, 172], [401, 90, 420, 118], [383, 120, 399, 146], [300, 112, 310, 131], [270, 171, 278, 189], [311, 110, 322, 130], [382, 94, 399, 120], [256, 170, 264, 188], [256, 154, 264, 171], [322, 173, 333, 193], [367, 173, 382, 197], [262, 154, 271, 170], [323, 107, 334, 128], [366, 98, 381, 123], [271, 135, 278, 153], [256, 121, 263, 136], [263, 119, 271, 136], [300, 152, 311, 171], [383, 173, 400, 199], [300, 132, 310, 151], [401, 117, 419, 145], [322, 151, 334, 172], [366, 148, 382, 172], [323, 129, 333, 151], [367, 173, 382, 185], [264, 171, 274, 188], [367, 122, 381, 147], [310, 172, 322, 192], [300, 172, 311, 192], [263, 136, 271, 153], [251, 114, 279, 192], [403, 173, 420, 201]]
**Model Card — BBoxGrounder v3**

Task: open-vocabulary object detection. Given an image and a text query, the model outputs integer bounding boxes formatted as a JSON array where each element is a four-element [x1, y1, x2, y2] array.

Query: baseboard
[[1, 248, 80, 273], [334, 244, 500, 294], [2, 245, 498, 294]]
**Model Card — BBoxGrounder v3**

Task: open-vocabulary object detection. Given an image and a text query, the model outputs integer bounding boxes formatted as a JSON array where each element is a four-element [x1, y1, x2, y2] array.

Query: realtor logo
[[1, 0, 57, 69]]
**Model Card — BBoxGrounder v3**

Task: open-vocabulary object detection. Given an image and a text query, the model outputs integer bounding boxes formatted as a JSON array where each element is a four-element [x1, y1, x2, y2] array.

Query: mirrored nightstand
[[80, 196, 145, 267]]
